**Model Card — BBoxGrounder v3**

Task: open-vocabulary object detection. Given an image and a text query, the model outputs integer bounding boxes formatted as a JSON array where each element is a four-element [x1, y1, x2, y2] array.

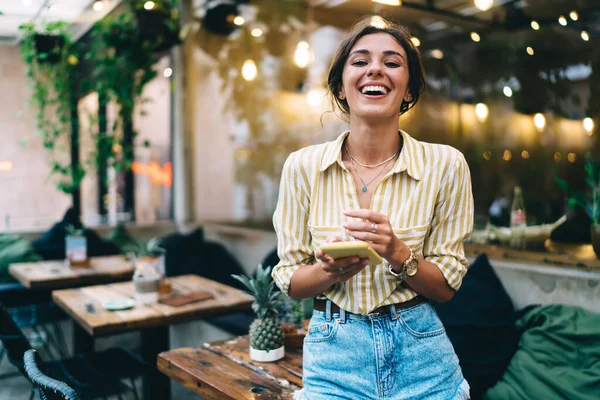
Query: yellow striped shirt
[[272, 130, 474, 315]]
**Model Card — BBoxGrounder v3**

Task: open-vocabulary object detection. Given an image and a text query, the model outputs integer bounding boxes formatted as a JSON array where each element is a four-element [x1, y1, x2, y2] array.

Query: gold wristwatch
[[388, 247, 419, 280]]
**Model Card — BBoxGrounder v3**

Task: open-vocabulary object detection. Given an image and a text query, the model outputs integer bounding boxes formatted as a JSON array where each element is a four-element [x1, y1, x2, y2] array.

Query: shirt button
[[411, 229, 417, 235]]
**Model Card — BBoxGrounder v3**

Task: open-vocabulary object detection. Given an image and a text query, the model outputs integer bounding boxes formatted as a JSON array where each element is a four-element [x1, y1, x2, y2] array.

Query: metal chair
[[24, 349, 80, 400], [0, 303, 145, 399]]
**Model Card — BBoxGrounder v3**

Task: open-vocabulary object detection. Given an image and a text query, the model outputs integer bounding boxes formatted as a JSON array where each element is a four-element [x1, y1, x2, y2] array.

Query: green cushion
[[0, 234, 42, 283]]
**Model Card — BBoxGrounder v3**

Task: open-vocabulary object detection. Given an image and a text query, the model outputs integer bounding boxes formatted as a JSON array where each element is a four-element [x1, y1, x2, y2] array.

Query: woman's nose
[[367, 62, 384, 77]]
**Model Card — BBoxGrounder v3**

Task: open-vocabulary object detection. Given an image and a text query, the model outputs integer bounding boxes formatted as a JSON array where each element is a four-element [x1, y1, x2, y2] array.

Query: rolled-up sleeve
[[271, 151, 313, 295], [423, 152, 474, 291]]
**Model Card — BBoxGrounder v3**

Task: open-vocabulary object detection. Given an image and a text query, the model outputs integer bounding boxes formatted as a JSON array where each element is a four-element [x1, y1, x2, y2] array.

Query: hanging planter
[[135, 9, 182, 53], [33, 33, 66, 63]]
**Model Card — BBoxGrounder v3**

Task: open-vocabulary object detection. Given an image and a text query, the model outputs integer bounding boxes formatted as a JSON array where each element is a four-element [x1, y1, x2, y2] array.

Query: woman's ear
[[338, 87, 346, 100], [404, 93, 412, 102]]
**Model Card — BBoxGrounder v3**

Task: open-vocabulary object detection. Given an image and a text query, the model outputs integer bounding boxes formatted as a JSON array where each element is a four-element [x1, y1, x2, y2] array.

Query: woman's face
[[339, 33, 411, 121]]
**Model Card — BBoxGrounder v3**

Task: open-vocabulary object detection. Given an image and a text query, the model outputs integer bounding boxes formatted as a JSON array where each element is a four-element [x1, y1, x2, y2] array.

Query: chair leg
[[30, 325, 58, 360]]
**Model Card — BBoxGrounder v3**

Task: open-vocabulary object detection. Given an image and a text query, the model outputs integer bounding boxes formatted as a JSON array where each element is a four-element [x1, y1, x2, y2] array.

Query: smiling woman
[[272, 16, 473, 400]]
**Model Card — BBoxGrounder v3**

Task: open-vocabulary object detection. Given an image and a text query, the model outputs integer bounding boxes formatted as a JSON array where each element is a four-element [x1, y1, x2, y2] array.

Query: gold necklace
[[345, 144, 398, 169], [349, 153, 395, 192]]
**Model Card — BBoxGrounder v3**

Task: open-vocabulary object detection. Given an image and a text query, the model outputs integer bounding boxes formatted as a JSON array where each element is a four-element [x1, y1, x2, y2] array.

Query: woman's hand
[[342, 209, 409, 264], [314, 236, 369, 283]]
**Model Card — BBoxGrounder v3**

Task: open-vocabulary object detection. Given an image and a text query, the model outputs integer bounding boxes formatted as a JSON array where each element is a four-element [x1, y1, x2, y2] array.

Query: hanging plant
[[87, 13, 158, 177], [19, 21, 84, 194], [127, 0, 185, 53]]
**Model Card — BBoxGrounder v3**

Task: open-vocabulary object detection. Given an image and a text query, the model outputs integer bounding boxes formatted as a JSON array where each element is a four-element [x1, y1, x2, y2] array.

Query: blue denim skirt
[[294, 300, 470, 400]]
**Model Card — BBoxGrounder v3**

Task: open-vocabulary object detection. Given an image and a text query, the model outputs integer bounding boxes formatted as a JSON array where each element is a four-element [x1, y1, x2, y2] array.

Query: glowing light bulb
[[558, 16, 567, 26], [531, 20, 540, 30], [93, 1, 104, 11], [163, 68, 172, 78], [242, 59, 257, 81], [233, 16, 245, 26], [474, 0, 493, 11], [503, 86, 513, 97], [470, 32, 481, 42], [431, 49, 444, 59], [251, 28, 263, 37], [534, 113, 546, 131], [526, 46, 534, 56], [584, 117, 594, 134], [144, 2, 155, 10], [570, 11, 579, 21], [410, 37, 420, 47], [294, 41, 311, 68], [475, 103, 489, 123], [369, 16, 387, 28], [581, 31, 590, 41]]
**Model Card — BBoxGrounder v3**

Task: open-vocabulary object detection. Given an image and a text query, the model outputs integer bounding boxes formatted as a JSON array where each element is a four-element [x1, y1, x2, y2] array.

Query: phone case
[[319, 241, 383, 265]]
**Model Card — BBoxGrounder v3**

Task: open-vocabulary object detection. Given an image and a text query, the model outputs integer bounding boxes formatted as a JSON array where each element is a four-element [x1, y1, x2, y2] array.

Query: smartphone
[[319, 241, 383, 265]]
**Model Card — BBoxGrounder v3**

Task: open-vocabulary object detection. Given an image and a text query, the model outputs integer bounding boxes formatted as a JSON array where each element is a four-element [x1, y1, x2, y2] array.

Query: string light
[[474, 0, 494, 12], [584, 117, 594, 134], [294, 41, 311, 68], [241, 59, 257, 81], [503, 150, 512, 161], [534, 113, 546, 131], [483, 151, 492, 160], [410, 37, 421, 47], [554, 152, 562, 162], [558, 16, 567, 26], [568, 153, 577, 163], [526, 46, 534, 56], [470, 32, 481, 42], [569, 11, 579, 21], [475, 103, 489, 122], [144, 1, 155, 10], [503, 86, 513, 97], [369, 16, 387, 28], [251, 28, 263, 37], [163, 68, 172, 78], [431, 49, 444, 59], [233, 16, 245, 26], [93, 0, 104, 11], [530, 20, 540, 30], [521, 150, 530, 159], [581, 31, 590, 41]]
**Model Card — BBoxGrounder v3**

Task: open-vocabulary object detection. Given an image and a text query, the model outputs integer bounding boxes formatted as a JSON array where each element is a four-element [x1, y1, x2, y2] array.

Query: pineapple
[[232, 264, 284, 353]]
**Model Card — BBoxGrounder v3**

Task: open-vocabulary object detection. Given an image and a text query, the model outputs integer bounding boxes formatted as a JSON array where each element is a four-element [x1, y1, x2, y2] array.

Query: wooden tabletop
[[9, 255, 134, 290], [464, 243, 600, 272], [52, 275, 253, 337], [158, 336, 302, 400]]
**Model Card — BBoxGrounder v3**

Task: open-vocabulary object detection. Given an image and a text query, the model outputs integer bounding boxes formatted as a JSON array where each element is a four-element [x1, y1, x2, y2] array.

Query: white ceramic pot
[[249, 345, 285, 362]]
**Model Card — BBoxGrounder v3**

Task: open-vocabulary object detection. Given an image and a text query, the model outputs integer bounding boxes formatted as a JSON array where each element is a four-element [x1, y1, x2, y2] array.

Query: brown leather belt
[[313, 296, 426, 315]]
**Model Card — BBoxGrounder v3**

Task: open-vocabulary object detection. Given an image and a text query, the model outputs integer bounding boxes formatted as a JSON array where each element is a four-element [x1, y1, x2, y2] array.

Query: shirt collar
[[319, 130, 423, 181]]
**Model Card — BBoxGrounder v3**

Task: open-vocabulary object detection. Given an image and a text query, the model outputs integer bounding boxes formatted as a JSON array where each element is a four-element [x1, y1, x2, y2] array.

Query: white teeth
[[361, 85, 388, 95]]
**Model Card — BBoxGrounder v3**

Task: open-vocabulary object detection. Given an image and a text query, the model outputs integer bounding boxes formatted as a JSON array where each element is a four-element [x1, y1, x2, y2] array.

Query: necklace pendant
[[361, 185, 367, 192]]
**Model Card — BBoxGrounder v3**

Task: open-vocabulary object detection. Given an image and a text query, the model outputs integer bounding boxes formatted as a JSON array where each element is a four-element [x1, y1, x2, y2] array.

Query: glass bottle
[[509, 186, 527, 249]]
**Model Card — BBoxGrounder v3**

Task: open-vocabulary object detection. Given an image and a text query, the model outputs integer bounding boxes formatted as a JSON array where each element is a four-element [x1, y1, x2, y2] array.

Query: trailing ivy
[[19, 21, 84, 194]]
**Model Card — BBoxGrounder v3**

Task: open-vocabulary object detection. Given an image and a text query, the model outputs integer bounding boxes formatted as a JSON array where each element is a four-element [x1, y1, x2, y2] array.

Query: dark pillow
[[433, 254, 521, 400], [32, 208, 121, 260]]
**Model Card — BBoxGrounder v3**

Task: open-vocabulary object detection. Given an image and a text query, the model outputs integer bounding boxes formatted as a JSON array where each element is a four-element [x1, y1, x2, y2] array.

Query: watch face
[[406, 258, 419, 276]]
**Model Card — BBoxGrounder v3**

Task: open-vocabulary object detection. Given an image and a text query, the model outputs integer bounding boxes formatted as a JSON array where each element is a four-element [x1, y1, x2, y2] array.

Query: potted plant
[[232, 265, 285, 362], [127, 239, 166, 303], [127, 0, 183, 53], [280, 296, 307, 349], [555, 153, 600, 257]]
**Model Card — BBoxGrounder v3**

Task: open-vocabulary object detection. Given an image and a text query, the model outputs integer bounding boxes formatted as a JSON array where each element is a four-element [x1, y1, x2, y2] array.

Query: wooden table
[[52, 274, 253, 400], [9, 255, 134, 290], [158, 336, 303, 400]]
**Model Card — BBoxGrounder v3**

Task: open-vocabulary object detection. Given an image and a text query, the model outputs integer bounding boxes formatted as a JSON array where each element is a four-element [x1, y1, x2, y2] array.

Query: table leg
[[72, 322, 93, 354], [141, 325, 170, 400]]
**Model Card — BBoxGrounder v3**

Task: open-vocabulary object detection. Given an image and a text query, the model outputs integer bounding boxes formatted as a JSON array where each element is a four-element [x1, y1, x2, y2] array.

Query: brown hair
[[327, 17, 426, 116]]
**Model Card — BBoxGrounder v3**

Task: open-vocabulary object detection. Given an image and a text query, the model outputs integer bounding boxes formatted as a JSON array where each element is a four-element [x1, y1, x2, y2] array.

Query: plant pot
[[249, 345, 285, 362], [65, 234, 89, 267], [591, 224, 600, 259], [34, 34, 65, 63], [135, 9, 181, 53]]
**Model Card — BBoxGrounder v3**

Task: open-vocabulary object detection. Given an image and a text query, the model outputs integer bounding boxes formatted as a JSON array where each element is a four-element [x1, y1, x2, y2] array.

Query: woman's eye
[[385, 62, 400, 68], [352, 60, 368, 66]]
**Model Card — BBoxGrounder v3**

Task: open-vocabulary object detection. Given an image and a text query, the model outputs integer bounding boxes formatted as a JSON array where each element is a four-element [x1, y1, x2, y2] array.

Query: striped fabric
[[272, 130, 474, 315]]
